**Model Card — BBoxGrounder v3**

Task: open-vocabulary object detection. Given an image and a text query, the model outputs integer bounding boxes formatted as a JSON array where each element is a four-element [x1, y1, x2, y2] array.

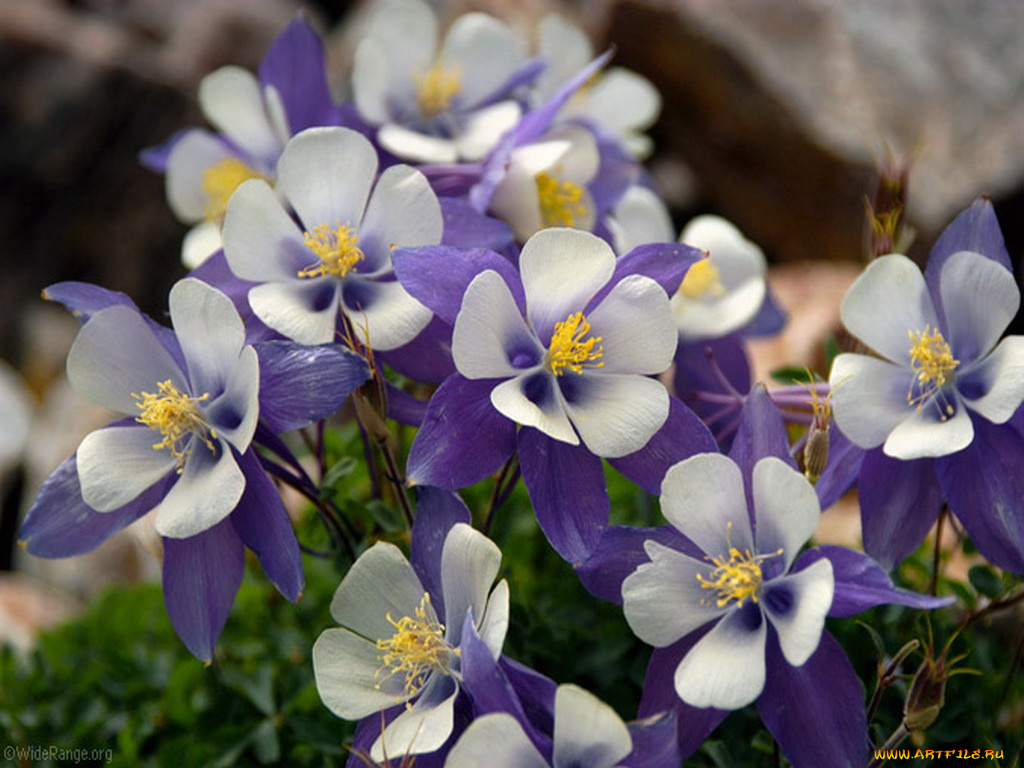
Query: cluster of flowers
[[18, 3, 1024, 767]]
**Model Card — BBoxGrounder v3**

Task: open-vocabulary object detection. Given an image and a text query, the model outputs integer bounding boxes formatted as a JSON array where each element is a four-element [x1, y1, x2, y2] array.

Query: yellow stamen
[[535, 171, 588, 228], [133, 380, 216, 471], [907, 325, 959, 417], [298, 223, 365, 279], [696, 522, 780, 608], [547, 312, 604, 376], [415, 61, 462, 117], [375, 594, 459, 706], [678, 256, 726, 300], [201, 158, 265, 221]]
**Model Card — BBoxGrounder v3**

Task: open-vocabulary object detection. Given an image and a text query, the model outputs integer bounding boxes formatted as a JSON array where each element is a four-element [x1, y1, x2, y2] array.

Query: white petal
[[328, 540, 425, 642], [477, 579, 510, 660], [536, 14, 592, 99], [359, 165, 443, 274], [961, 336, 1024, 423], [371, 683, 458, 761], [553, 684, 633, 768], [520, 228, 615, 342], [453, 270, 540, 380], [489, 153, 546, 241], [940, 250, 1020, 364], [751, 457, 821, 572], [208, 345, 259, 451], [198, 66, 281, 162], [313, 627, 402, 718], [378, 123, 459, 164], [165, 130, 233, 223], [277, 127, 378, 231], [343, 278, 433, 352], [248, 280, 340, 345], [181, 220, 223, 269], [607, 185, 674, 255], [763, 559, 834, 667], [154, 441, 245, 538], [352, 41, 395, 125], [77, 426, 177, 511], [622, 539, 728, 647], [440, 13, 525, 107], [563, 373, 669, 458], [840, 254, 939, 365], [544, 124, 600, 184], [67, 305, 186, 415], [222, 179, 308, 282], [457, 101, 521, 162], [445, 713, 548, 768], [680, 215, 766, 281], [587, 275, 676, 375], [883, 393, 973, 460], [580, 67, 661, 136], [673, 276, 766, 342], [440, 523, 501, 648], [675, 608, 767, 709], [829, 353, 915, 449], [169, 278, 245, 396], [490, 374, 578, 445], [659, 453, 754, 556]]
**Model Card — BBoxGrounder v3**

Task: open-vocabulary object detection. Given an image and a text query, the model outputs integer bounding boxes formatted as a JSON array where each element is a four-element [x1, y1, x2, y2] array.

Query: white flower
[[605, 184, 675, 256], [312, 523, 509, 761], [444, 684, 632, 768], [830, 251, 1024, 459], [453, 228, 676, 457], [222, 126, 441, 349], [352, 0, 527, 163], [622, 453, 834, 709]]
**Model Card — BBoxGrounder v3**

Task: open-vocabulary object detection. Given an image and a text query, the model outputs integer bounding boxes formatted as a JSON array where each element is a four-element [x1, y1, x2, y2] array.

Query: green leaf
[[824, 334, 841, 371], [320, 457, 358, 496], [968, 565, 1003, 599]]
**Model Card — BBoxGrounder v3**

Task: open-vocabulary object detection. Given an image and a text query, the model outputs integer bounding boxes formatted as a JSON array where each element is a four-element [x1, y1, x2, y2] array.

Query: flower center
[[132, 380, 216, 471], [907, 325, 959, 416], [678, 257, 725, 300], [201, 158, 265, 221], [375, 593, 459, 705], [695, 523, 780, 608], [547, 312, 604, 376], [416, 61, 462, 118], [535, 171, 588, 229], [298, 223, 365, 279]]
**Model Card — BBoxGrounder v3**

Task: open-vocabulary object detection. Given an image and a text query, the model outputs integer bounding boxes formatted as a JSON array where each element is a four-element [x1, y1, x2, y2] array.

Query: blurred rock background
[[2, 0, 1022, 643]]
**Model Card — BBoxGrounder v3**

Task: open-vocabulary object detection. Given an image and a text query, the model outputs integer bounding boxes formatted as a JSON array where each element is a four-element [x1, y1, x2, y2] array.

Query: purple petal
[[460, 617, 552, 757], [410, 486, 472, 617], [377, 314, 456, 385], [253, 340, 370, 434], [439, 197, 514, 250], [139, 129, 188, 172], [258, 17, 336, 133], [230, 448, 303, 601], [937, 413, 1024, 574], [858, 448, 943, 570], [576, 524, 702, 604], [729, 384, 796, 517], [673, 335, 752, 447], [19, 453, 173, 558], [757, 631, 867, 768], [812, 427, 865, 510], [624, 710, 680, 768], [162, 518, 245, 662], [392, 246, 525, 327], [406, 374, 516, 489], [587, 122, 639, 216], [499, 656, 557, 741], [795, 546, 953, 617], [637, 627, 731, 761], [609, 397, 717, 495], [606, 242, 702, 301], [475, 57, 546, 110], [518, 426, 608, 564], [386, 382, 428, 426], [742, 286, 787, 338]]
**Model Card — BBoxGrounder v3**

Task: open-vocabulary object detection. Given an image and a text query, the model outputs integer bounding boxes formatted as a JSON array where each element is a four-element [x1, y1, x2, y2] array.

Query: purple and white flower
[[313, 522, 509, 761], [222, 126, 441, 349]]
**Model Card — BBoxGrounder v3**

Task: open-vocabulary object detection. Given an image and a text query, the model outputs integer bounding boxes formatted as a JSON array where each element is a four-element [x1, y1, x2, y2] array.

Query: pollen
[[696, 522, 780, 608], [201, 158, 265, 221], [907, 325, 959, 417], [375, 593, 459, 706], [678, 256, 726, 300], [535, 171, 588, 229], [132, 380, 216, 471], [298, 223, 365, 279], [547, 312, 604, 376], [415, 61, 462, 117]]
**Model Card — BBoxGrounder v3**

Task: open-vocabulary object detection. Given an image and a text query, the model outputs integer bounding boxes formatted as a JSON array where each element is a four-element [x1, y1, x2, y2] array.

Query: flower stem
[[867, 723, 910, 768]]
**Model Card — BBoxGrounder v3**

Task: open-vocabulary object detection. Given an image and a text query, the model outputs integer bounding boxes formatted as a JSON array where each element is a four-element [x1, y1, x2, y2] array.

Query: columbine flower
[[444, 684, 632, 768], [351, 0, 532, 164], [150, 19, 337, 268], [623, 452, 834, 710], [222, 126, 441, 349], [533, 13, 661, 159], [313, 523, 509, 761]]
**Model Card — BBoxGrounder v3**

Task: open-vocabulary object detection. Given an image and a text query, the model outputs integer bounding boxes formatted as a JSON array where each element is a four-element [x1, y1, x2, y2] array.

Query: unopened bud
[[803, 423, 829, 485], [904, 656, 947, 732]]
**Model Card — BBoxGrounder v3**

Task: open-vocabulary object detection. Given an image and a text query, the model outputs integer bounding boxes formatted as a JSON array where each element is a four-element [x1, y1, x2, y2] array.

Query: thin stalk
[[482, 456, 519, 535], [929, 506, 947, 596], [867, 723, 910, 768]]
